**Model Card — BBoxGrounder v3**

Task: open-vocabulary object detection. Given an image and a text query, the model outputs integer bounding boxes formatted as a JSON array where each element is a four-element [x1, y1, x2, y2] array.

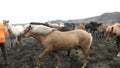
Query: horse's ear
[[29, 24, 31, 27], [29, 25, 33, 29]]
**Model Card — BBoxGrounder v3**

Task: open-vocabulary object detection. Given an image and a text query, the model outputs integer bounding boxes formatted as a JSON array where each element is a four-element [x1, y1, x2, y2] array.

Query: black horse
[[85, 21, 102, 35], [58, 23, 75, 31]]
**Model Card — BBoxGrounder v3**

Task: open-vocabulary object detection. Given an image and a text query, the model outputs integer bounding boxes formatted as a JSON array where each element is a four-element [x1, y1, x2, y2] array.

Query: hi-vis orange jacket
[[0, 23, 7, 43]]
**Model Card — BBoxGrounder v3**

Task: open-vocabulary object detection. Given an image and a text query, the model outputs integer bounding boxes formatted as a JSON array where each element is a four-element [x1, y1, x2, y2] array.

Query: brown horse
[[96, 24, 106, 39], [19, 24, 93, 68], [106, 23, 120, 56]]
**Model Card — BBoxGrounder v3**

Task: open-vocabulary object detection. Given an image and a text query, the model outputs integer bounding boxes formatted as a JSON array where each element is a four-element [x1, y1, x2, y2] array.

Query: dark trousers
[[0, 43, 7, 62]]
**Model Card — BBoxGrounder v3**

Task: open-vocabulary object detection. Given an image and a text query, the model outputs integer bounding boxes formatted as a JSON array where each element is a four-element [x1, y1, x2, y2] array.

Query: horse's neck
[[31, 33, 46, 44], [7, 25, 15, 35], [31, 30, 56, 44]]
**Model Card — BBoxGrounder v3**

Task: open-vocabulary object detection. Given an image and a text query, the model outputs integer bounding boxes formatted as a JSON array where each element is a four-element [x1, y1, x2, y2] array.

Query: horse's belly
[[54, 43, 77, 51]]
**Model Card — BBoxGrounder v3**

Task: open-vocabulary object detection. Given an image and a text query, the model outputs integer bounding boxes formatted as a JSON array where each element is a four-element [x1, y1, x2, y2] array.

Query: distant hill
[[50, 12, 120, 24]]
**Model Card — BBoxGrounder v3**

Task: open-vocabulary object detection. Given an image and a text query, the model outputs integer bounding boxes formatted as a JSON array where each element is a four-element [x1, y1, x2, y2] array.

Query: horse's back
[[48, 29, 91, 43]]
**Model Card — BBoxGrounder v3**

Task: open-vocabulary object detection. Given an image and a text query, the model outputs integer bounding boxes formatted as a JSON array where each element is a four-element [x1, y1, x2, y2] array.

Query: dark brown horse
[[19, 24, 93, 68], [85, 21, 102, 35]]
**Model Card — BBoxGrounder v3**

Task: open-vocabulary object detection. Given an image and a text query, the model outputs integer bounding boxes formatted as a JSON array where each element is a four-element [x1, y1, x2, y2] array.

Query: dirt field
[[0, 35, 120, 68]]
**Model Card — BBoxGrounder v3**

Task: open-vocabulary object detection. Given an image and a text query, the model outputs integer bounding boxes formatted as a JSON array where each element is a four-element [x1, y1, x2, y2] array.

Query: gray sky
[[0, 0, 120, 24]]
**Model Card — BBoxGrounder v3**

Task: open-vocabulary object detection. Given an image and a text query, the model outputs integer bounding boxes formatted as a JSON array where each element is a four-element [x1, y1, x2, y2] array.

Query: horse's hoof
[[36, 65, 40, 68], [36, 66, 39, 68], [56, 66, 59, 68], [81, 66, 85, 68], [117, 53, 120, 57]]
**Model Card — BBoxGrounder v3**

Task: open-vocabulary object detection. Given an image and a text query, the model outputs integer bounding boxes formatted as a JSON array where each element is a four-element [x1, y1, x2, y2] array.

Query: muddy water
[[0, 37, 120, 68]]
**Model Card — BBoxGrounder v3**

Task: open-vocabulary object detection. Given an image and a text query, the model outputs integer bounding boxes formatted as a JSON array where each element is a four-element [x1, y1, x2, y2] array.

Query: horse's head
[[105, 25, 116, 41], [97, 24, 104, 33], [79, 23, 85, 30], [19, 24, 33, 40], [3, 20, 9, 27]]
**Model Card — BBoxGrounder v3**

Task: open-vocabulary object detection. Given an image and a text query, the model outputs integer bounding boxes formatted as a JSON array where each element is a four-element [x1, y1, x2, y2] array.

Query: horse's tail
[[88, 33, 93, 49]]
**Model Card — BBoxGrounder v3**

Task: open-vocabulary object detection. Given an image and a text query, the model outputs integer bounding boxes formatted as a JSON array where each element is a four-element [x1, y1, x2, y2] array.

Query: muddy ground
[[0, 36, 120, 68]]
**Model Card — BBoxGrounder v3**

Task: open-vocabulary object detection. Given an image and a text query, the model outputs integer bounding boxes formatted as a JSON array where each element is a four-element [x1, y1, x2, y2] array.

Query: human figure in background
[[0, 20, 9, 64]]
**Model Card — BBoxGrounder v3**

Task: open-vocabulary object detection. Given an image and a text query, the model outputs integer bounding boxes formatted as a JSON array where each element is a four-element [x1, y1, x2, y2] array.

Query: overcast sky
[[0, 0, 120, 24]]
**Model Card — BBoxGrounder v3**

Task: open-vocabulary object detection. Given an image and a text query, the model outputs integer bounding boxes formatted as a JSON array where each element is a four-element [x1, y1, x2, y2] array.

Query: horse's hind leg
[[36, 47, 53, 68], [53, 51, 61, 68], [117, 41, 120, 56], [67, 50, 71, 56], [81, 46, 90, 68]]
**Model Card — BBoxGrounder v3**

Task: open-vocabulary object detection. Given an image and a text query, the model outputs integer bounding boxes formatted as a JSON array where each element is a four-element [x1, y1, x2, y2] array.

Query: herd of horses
[[2, 20, 120, 68]]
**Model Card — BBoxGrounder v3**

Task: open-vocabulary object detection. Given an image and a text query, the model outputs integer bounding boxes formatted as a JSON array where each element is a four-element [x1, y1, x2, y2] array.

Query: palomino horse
[[19, 24, 93, 68], [106, 23, 120, 56], [7, 24, 25, 47], [79, 23, 85, 30]]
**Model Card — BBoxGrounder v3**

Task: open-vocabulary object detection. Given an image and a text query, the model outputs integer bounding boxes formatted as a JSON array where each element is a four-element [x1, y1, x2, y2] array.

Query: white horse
[[7, 24, 25, 47]]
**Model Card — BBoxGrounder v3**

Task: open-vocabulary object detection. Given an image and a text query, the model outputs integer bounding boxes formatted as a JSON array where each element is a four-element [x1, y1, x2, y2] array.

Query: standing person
[[0, 20, 9, 64]]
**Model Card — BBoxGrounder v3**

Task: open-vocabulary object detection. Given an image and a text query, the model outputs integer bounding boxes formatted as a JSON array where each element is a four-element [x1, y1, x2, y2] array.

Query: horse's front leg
[[53, 51, 61, 68], [10, 39, 14, 48], [36, 47, 53, 68], [15, 36, 20, 45]]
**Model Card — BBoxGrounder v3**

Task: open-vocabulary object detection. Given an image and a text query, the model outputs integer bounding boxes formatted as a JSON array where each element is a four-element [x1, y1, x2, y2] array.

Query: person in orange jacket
[[0, 20, 9, 64]]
